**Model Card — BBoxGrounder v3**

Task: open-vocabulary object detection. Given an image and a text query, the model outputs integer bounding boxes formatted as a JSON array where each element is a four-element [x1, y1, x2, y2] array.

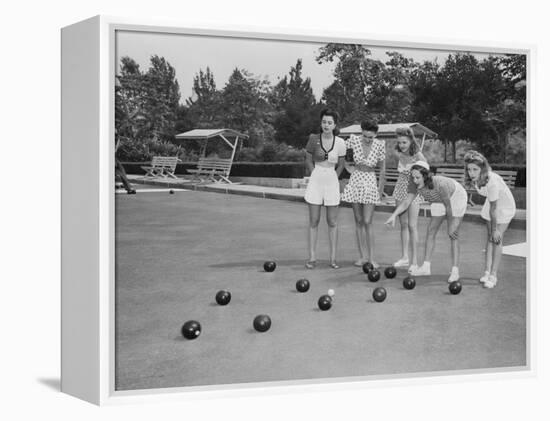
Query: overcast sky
[[116, 30, 500, 102]]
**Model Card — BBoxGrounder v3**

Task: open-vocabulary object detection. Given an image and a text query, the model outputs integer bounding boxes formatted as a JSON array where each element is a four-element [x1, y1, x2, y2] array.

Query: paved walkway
[[123, 175, 527, 229]]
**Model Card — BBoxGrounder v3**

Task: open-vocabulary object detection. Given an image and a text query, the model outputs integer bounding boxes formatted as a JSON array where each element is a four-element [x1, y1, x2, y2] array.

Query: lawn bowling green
[[115, 189, 526, 391]]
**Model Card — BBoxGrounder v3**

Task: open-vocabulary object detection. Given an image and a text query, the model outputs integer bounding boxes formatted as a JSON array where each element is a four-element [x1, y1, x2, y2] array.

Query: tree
[[185, 67, 223, 128], [115, 55, 182, 161], [143, 55, 181, 142], [220, 68, 275, 147], [271, 59, 321, 147], [316, 44, 378, 125]]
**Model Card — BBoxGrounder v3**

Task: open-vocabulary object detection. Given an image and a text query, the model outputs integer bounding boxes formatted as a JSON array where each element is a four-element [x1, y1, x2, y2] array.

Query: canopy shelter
[[339, 122, 438, 149], [174, 128, 248, 161]]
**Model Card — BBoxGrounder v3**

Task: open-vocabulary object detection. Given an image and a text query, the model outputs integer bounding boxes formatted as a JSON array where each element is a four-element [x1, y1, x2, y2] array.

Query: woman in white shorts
[[464, 150, 517, 288], [304, 109, 347, 269], [385, 161, 467, 283]]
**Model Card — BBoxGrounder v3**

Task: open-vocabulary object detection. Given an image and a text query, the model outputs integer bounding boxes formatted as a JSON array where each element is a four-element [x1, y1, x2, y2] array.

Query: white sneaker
[[411, 264, 431, 276], [480, 271, 490, 284], [408, 264, 419, 274], [394, 258, 410, 268], [371, 262, 380, 269], [484, 275, 498, 289], [448, 267, 460, 283]]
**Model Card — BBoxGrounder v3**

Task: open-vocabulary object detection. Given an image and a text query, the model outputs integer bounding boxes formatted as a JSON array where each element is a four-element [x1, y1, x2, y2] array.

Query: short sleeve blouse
[[305, 134, 346, 164], [408, 175, 456, 203], [346, 135, 386, 167]]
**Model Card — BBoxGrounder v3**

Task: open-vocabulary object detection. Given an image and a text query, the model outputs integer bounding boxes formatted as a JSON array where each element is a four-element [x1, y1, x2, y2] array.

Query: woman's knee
[[327, 216, 338, 228], [427, 223, 440, 237], [309, 216, 321, 228]]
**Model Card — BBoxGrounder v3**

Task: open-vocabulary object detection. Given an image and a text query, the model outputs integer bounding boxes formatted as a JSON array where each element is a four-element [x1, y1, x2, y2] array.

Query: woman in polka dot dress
[[341, 120, 386, 267], [391, 127, 427, 273]]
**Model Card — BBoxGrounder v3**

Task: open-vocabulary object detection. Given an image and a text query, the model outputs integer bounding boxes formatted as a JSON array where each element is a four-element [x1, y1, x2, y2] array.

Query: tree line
[[115, 44, 526, 164]]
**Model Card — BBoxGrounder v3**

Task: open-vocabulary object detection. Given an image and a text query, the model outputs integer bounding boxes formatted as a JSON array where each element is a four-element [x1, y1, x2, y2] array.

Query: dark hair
[[319, 108, 340, 135], [463, 150, 491, 188], [411, 164, 434, 189], [395, 127, 419, 156], [360, 119, 379, 133]]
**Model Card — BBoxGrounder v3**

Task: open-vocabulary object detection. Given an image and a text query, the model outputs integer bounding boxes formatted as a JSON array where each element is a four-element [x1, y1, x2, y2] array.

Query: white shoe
[[371, 262, 380, 269], [411, 264, 430, 276], [394, 258, 410, 268], [480, 271, 490, 284], [484, 275, 498, 289], [408, 264, 419, 274], [448, 267, 460, 283]]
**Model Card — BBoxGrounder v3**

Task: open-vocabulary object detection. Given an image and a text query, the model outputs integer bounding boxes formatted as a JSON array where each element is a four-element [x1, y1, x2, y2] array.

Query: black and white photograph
[[5, 0, 550, 418], [114, 28, 527, 391]]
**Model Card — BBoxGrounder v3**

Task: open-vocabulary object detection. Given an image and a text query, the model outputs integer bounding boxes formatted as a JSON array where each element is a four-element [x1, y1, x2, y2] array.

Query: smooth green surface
[[115, 190, 526, 391]]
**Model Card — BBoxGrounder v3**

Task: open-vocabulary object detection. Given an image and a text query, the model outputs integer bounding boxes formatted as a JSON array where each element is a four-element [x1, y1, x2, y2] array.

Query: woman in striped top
[[385, 161, 468, 283]]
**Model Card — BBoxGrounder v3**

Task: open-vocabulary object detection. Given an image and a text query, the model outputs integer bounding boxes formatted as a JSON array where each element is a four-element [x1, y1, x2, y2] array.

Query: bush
[[259, 143, 277, 162], [117, 137, 182, 161], [236, 147, 259, 162]]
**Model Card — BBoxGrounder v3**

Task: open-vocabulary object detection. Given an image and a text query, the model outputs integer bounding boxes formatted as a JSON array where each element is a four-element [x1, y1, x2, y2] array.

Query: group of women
[[303, 109, 516, 289]]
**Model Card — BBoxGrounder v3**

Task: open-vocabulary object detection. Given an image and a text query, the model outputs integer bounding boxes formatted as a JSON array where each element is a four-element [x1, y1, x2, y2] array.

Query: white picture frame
[[61, 15, 533, 405]]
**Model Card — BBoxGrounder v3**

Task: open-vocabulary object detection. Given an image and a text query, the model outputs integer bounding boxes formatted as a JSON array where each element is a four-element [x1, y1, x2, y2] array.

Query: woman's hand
[[448, 220, 460, 240], [385, 214, 396, 227], [491, 229, 502, 245]]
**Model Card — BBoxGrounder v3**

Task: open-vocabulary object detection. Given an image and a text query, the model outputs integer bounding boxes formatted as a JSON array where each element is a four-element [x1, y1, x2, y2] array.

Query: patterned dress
[[393, 152, 425, 205], [341, 135, 386, 204]]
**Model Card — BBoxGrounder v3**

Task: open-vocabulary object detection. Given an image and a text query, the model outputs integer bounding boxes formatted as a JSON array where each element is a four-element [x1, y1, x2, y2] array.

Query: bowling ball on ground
[[169, 189, 175, 194], [384, 266, 397, 279], [373, 287, 387, 302], [362, 262, 374, 274], [368, 269, 381, 282], [318, 294, 333, 311], [296, 278, 310, 293], [253, 314, 272, 332], [215, 290, 231, 305], [263, 261, 276, 272], [181, 320, 201, 339], [449, 281, 462, 295], [403, 276, 416, 290]]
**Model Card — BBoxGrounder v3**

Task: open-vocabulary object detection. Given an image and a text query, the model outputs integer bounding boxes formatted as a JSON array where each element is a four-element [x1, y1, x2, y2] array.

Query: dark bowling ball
[[384, 266, 397, 279], [296, 278, 310, 293], [181, 320, 201, 340], [263, 261, 276, 272], [362, 262, 374, 274], [449, 281, 462, 295], [169, 189, 175, 194], [373, 287, 387, 302], [368, 269, 381, 282], [215, 290, 231, 305], [318, 294, 333, 311], [403, 276, 416, 290], [253, 314, 272, 332]]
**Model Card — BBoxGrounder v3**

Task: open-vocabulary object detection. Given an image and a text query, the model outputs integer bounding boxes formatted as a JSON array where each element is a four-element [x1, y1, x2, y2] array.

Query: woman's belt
[[354, 163, 376, 173]]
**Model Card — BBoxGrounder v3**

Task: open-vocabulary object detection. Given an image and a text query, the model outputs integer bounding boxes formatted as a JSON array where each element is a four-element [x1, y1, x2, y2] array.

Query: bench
[[375, 167, 399, 193], [187, 157, 234, 183], [436, 167, 517, 206], [141, 156, 181, 179]]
